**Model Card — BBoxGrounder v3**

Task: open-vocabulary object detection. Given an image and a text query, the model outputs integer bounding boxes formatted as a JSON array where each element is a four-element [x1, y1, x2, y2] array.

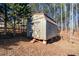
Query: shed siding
[[46, 20, 59, 40], [31, 13, 59, 40], [46, 17, 59, 40], [32, 13, 46, 39]]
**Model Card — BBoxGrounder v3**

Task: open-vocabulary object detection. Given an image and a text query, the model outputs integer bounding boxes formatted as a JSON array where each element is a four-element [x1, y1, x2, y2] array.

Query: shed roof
[[44, 13, 56, 23], [32, 12, 56, 22], [32, 12, 57, 25]]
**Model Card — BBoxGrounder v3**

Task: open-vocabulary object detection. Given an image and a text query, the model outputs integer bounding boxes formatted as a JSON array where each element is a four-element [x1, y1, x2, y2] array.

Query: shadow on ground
[[47, 36, 61, 44], [0, 32, 32, 50], [67, 54, 76, 56], [0, 32, 61, 50]]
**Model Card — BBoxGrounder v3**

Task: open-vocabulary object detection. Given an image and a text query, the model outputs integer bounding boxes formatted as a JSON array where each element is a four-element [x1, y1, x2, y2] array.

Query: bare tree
[[60, 4, 63, 31], [76, 3, 78, 31]]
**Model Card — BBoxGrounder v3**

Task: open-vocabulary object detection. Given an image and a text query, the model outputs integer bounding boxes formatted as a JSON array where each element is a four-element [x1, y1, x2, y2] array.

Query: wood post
[[43, 40, 47, 44], [30, 38, 36, 43]]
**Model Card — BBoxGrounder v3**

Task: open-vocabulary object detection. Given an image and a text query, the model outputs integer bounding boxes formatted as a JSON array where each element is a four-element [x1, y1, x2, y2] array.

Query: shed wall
[[32, 13, 46, 40], [31, 13, 59, 40], [46, 17, 59, 40]]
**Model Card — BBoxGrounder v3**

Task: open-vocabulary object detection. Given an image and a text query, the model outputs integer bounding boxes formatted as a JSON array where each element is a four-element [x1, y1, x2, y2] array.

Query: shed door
[[32, 21, 41, 39]]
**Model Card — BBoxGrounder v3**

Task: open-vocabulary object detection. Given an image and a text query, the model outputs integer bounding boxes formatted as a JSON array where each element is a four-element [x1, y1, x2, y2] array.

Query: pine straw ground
[[0, 31, 79, 56]]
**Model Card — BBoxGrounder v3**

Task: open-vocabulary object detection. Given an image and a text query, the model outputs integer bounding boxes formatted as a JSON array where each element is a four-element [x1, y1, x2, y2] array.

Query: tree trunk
[[70, 3, 74, 35], [13, 18, 16, 36], [4, 4, 8, 35], [4, 20, 7, 34], [76, 3, 78, 32], [60, 4, 63, 31], [64, 4, 68, 32]]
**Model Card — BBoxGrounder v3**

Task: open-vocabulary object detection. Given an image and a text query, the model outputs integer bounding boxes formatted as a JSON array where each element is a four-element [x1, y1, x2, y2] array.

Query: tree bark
[[60, 4, 63, 31], [13, 18, 16, 36], [76, 3, 78, 32], [4, 4, 8, 35]]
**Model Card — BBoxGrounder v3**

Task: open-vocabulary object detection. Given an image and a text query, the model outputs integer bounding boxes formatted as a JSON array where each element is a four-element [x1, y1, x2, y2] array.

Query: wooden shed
[[29, 12, 60, 44]]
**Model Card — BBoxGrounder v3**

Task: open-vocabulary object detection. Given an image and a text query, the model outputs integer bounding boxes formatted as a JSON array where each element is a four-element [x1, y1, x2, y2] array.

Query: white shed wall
[[32, 14, 46, 40]]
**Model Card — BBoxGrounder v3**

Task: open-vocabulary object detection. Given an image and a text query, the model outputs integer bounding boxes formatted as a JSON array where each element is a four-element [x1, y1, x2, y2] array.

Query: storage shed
[[29, 13, 60, 44]]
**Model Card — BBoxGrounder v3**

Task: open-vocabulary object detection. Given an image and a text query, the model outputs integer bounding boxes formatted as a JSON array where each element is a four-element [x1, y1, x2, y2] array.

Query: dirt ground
[[0, 31, 79, 56]]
